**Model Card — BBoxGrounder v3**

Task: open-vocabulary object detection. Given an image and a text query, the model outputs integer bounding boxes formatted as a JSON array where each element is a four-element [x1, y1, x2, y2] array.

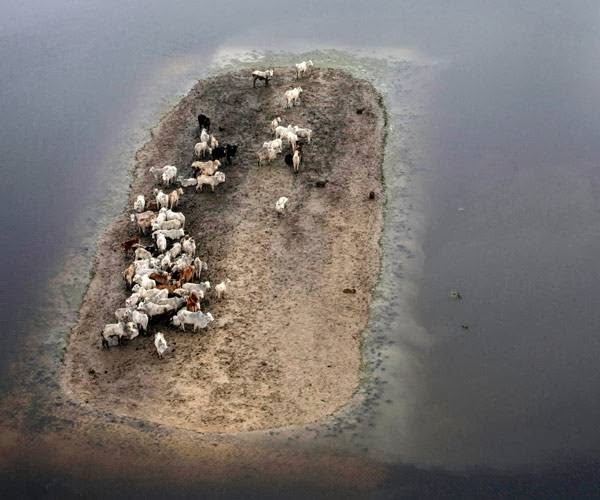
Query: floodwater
[[1, 1, 600, 497]]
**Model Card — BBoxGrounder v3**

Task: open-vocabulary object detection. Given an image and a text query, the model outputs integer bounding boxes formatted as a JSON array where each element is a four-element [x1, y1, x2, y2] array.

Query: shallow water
[[2, 0, 600, 496]]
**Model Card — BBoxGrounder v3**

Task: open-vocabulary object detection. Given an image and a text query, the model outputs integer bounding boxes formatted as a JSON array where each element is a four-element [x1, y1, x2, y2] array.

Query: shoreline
[[62, 67, 385, 433]]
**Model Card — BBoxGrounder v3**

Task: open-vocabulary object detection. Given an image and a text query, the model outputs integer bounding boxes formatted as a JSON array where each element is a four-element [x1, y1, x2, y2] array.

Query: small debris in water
[[461, 324, 470, 330], [457, 207, 465, 211], [449, 290, 462, 300]]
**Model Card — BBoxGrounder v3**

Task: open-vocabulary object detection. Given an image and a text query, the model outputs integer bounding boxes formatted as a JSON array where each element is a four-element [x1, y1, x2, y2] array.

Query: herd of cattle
[[101, 60, 317, 358]]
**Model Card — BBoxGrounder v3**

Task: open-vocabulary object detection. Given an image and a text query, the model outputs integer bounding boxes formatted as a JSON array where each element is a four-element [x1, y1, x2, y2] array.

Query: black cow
[[211, 146, 226, 162], [284, 153, 293, 167], [225, 144, 238, 165], [198, 114, 210, 132]]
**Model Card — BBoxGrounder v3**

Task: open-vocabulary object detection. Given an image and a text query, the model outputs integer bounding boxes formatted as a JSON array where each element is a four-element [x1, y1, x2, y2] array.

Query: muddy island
[[63, 67, 385, 433]]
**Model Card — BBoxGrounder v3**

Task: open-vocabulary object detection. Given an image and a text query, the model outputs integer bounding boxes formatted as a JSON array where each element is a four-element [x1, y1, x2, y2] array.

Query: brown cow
[[179, 265, 195, 285], [149, 272, 170, 286], [122, 264, 135, 287], [186, 293, 200, 312], [121, 237, 140, 252]]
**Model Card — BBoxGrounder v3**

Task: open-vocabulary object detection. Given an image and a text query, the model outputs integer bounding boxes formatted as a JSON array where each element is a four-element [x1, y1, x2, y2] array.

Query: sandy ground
[[62, 67, 385, 433]]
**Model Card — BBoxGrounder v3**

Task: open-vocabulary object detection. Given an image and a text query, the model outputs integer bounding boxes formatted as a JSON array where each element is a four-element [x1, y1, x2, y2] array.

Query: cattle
[[198, 114, 210, 132], [292, 150, 301, 173], [196, 171, 226, 192], [252, 69, 273, 87], [295, 60, 314, 78], [133, 195, 145, 213], [284, 87, 303, 108], [270, 117, 282, 134], [284, 153, 293, 167], [148, 271, 170, 286], [215, 278, 231, 300], [181, 281, 211, 298], [276, 196, 289, 216], [257, 147, 277, 166], [121, 237, 140, 253], [225, 144, 238, 165], [211, 146, 226, 162], [154, 332, 168, 358], [131, 211, 157, 235], [178, 265, 195, 284], [186, 293, 200, 312], [101, 322, 139, 348], [171, 310, 214, 332]]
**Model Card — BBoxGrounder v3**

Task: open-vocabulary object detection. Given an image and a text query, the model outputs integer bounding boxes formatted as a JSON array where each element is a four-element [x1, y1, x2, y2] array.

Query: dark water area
[[410, 3, 600, 469], [3, 459, 600, 499], [2, 0, 600, 497]]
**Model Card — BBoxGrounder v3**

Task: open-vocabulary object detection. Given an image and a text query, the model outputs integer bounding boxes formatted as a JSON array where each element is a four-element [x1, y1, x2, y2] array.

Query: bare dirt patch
[[63, 67, 385, 432]]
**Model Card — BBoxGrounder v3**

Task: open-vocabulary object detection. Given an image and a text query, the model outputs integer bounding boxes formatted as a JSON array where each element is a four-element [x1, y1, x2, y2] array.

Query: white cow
[[101, 321, 139, 347], [161, 165, 177, 186], [165, 209, 185, 228], [181, 281, 211, 298], [130, 310, 149, 333], [196, 171, 226, 192], [256, 147, 277, 166], [285, 87, 303, 108], [194, 141, 212, 158], [133, 195, 145, 213], [149, 165, 172, 181], [155, 232, 167, 253], [171, 310, 214, 331], [292, 150, 301, 173], [154, 189, 169, 210], [215, 278, 232, 300], [182, 236, 196, 257], [154, 332, 168, 358], [179, 177, 198, 187], [276, 196, 289, 215], [292, 125, 313, 143], [200, 128, 210, 144], [270, 117, 282, 134], [263, 138, 283, 153], [295, 60, 314, 78], [153, 228, 185, 240]]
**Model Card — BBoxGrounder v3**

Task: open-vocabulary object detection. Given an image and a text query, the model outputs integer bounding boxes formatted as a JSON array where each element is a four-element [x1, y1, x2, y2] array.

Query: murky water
[[2, 1, 600, 496]]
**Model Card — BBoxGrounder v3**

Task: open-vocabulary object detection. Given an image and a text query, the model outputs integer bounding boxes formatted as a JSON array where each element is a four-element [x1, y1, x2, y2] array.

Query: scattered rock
[[356, 108, 365, 114], [369, 191, 375, 199], [315, 180, 328, 188], [343, 288, 357, 294]]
